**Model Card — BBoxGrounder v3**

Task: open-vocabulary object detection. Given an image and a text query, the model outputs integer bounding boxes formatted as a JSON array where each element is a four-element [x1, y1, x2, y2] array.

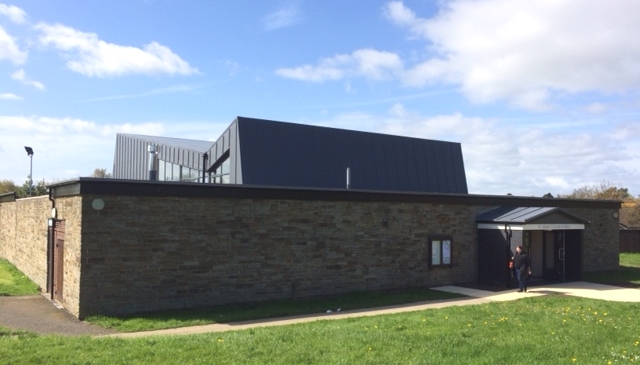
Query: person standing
[[512, 245, 531, 292]]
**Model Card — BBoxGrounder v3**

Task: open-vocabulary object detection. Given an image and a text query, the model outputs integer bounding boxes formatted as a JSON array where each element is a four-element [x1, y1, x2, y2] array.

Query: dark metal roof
[[234, 117, 468, 194], [476, 206, 590, 224]]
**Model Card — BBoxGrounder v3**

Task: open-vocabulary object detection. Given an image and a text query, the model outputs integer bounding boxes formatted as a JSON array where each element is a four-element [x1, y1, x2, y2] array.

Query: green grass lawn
[[86, 288, 466, 332], [2, 295, 639, 364], [1, 254, 640, 364], [0, 258, 39, 296], [583, 252, 640, 287]]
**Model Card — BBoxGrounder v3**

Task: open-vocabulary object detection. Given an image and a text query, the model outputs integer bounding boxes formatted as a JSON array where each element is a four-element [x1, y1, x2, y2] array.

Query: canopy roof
[[476, 206, 589, 230]]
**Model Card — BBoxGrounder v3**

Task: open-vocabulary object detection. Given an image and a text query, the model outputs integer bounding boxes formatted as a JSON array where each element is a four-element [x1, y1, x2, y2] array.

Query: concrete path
[[104, 281, 640, 339], [0, 295, 117, 336]]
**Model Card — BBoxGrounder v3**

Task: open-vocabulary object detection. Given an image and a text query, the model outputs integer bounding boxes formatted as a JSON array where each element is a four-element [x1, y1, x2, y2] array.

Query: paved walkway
[[0, 295, 117, 336], [1, 282, 638, 338]]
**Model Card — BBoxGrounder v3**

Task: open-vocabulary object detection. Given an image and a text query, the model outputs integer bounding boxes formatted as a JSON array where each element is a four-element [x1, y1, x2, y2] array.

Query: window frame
[[428, 235, 453, 268]]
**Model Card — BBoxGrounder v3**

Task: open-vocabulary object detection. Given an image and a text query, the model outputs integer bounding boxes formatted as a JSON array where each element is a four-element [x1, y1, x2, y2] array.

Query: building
[[113, 116, 468, 194], [0, 117, 621, 319]]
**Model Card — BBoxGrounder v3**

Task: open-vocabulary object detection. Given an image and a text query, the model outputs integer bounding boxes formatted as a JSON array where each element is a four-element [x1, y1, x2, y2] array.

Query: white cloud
[[586, 102, 607, 114], [0, 92, 21, 100], [0, 4, 26, 24], [383, 0, 640, 110], [0, 115, 165, 183], [35, 23, 199, 77], [0, 26, 27, 64], [279, 1, 640, 111], [11, 69, 45, 90], [262, 3, 302, 30], [276, 48, 402, 82]]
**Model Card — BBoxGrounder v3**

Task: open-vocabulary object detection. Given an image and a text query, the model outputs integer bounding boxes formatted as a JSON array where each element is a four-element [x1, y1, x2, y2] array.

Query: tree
[[92, 168, 112, 178], [17, 179, 48, 198], [560, 181, 640, 228], [621, 201, 640, 228], [0, 179, 20, 195], [559, 181, 631, 200], [0, 179, 47, 198]]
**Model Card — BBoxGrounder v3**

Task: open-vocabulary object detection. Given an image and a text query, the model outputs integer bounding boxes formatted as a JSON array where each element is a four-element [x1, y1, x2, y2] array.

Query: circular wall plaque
[[91, 198, 105, 211]]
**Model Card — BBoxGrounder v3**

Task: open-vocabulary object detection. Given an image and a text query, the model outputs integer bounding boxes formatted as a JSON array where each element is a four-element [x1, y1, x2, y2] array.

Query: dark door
[[53, 221, 65, 303], [554, 231, 566, 281], [564, 230, 582, 281], [542, 230, 582, 282], [543, 231, 557, 281]]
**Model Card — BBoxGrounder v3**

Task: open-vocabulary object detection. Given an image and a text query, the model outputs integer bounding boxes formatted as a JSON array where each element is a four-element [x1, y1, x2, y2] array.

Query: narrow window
[[429, 236, 453, 268]]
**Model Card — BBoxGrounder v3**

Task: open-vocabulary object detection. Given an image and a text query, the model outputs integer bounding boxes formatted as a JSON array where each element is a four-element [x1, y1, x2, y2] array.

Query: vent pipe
[[346, 167, 351, 189], [148, 144, 158, 181], [202, 152, 208, 183]]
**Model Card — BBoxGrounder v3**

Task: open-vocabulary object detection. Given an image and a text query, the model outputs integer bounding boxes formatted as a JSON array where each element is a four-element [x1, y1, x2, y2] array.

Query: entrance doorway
[[528, 230, 582, 283], [52, 220, 65, 303], [477, 206, 588, 287]]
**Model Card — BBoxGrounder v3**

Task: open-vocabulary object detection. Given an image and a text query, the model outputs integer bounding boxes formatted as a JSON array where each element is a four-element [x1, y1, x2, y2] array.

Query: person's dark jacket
[[513, 251, 530, 272]]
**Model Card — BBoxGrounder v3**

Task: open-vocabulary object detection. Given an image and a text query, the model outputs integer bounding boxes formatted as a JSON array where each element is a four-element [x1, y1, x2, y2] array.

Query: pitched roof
[[476, 206, 589, 225]]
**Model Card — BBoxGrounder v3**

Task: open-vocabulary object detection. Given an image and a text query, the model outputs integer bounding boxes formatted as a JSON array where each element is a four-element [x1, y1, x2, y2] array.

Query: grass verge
[[86, 288, 465, 332], [583, 252, 640, 287], [0, 258, 39, 296], [2, 296, 640, 364]]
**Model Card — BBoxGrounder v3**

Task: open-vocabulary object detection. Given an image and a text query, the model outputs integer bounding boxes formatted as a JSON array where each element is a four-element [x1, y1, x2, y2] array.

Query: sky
[[1, 0, 639, 197]]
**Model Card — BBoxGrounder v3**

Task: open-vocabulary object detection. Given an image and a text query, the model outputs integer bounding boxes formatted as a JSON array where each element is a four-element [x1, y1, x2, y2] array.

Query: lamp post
[[24, 146, 33, 196]]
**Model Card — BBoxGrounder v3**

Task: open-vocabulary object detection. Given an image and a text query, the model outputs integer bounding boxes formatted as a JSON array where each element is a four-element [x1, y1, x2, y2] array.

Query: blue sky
[[1, 0, 639, 197]]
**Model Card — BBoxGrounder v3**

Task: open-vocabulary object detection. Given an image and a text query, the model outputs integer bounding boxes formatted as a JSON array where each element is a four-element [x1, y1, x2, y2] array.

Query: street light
[[24, 146, 33, 196]]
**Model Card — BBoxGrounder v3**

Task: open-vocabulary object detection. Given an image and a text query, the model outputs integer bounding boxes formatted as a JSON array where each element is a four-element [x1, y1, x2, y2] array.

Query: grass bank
[[0, 258, 39, 296], [86, 288, 465, 332], [2, 295, 639, 364]]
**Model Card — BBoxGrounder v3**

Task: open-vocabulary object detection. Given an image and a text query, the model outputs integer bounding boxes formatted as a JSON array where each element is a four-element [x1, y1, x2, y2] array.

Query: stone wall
[[53, 196, 84, 317], [77, 194, 483, 317], [571, 207, 620, 272], [0, 196, 51, 291], [1, 180, 622, 320]]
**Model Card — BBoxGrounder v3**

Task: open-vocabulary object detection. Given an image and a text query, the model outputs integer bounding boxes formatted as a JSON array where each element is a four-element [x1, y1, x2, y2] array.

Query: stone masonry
[[77, 195, 482, 318], [0, 180, 621, 319]]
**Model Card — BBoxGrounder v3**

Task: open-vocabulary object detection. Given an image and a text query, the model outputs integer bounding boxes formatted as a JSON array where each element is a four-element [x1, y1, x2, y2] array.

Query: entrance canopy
[[476, 207, 589, 231]]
